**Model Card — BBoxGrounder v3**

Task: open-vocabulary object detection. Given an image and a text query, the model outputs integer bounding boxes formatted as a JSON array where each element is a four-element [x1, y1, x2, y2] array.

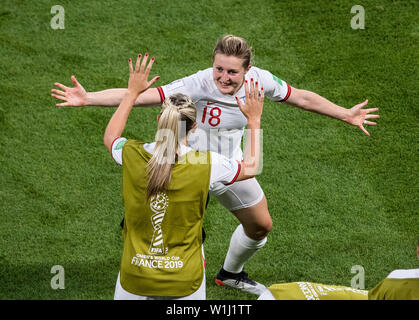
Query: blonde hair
[[212, 34, 253, 68], [146, 93, 196, 200]]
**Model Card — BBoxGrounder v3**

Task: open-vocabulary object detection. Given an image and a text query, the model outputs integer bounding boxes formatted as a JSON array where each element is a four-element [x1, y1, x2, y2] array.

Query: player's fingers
[[51, 89, 66, 96], [244, 79, 249, 98], [355, 99, 369, 110], [254, 81, 259, 99], [51, 93, 67, 101], [140, 53, 149, 72], [360, 125, 370, 136], [249, 78, 255, 98], [365, 114, 380, 119], [145, 57, 155, 76], [128, 58, 134, 74], [364, 120, 377, 126], [259, 87, 264, 102], [148, 76, 160, 87], [56, 101, 70, 107], [135, 54, 142, 72], [54, 82, 69, 91], [364, 107, 379, 113], [235, 96, 244, 109], [71, 75, 80, 88]]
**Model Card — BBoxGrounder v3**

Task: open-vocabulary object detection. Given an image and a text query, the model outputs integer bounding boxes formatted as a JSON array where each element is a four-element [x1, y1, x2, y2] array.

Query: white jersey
[[111, 137, 240, 191], [157, 67, 291, 161]]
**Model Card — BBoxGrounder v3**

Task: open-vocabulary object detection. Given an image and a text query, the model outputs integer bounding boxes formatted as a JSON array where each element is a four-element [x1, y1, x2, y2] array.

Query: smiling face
[[212, 53, 250, 96]]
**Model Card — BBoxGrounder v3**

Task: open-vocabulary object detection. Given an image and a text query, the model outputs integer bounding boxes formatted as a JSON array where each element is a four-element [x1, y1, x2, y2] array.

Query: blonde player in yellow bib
[[103, 53, 265, 299]]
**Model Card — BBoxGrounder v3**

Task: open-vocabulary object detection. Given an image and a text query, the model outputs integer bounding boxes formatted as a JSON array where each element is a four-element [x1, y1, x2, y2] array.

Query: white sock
[[222, 224, 267, 274]]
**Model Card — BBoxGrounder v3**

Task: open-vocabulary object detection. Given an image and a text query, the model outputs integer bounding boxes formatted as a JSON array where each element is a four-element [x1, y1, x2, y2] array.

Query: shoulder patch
[[166, 79, 185, 91], [272, 74, 283, 85], [115, 139, 127, 150]]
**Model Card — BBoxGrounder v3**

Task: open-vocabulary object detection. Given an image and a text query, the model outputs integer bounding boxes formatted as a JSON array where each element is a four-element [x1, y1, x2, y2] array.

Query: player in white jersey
[[156, 66, 289, 161], [51, 35, 380, 295], [105, 54, 264, 299]]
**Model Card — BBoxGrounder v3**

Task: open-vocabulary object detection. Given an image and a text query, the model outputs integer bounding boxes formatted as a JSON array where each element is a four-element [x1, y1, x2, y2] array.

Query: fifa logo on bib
[[149, 192, 169, 255]]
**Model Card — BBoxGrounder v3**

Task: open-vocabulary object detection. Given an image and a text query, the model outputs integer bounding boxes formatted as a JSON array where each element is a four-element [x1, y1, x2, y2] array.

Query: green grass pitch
[[0, 0, 417, 300]]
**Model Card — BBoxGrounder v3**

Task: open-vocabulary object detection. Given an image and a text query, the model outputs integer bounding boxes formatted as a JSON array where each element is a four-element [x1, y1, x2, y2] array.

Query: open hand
[[235, 79, 264, 123], [346, 99, 380, 136], [128, 53, 160, 97], [51, 76, 87, 107]]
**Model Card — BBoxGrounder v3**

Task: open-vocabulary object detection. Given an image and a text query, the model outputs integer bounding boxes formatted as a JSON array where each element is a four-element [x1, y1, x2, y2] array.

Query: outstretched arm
[[52, 75, 161, 107], [104, 54, 159, 152], [285, 87, 380, 136], [235, 79, 264, 180]]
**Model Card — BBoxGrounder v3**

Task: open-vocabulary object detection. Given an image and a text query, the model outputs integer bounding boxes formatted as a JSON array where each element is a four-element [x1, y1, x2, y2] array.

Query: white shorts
[[113, 272, 206, 300], [210, 177, 264, 211]]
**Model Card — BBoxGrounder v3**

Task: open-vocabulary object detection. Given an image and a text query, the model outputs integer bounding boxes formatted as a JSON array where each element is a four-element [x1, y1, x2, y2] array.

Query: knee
[[246, 217, 273, 241], [259, 217, 273, 238]]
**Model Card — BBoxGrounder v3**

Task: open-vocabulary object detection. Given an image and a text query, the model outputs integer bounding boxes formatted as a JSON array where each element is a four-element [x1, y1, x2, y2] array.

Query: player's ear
[[245, 64, 251, 73]]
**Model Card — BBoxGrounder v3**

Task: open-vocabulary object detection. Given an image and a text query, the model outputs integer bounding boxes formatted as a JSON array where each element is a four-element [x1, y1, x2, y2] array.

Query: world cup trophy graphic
[[148, 192, 169, 255]]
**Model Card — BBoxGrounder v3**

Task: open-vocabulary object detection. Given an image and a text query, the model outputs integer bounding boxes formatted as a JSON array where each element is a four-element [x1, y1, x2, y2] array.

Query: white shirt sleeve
[[209, 151, 240, 188], [158, 69, 210, 102], [254, 67, 291, 102], [111, 137, 127, 166]]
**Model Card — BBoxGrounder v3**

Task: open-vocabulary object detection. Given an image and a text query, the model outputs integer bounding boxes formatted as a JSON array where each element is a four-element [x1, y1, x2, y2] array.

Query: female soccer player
[[52, 35, 379, 295], [106, 53, 264, 299]]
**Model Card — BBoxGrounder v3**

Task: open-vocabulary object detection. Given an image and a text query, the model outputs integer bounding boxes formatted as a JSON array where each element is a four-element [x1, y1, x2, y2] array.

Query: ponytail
[[146, 94, 196, 200]]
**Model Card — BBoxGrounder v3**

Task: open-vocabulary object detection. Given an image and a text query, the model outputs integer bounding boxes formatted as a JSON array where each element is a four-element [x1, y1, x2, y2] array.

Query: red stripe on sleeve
[[278, 83, 291, 102], [157, 87, 165, 102], [111, 136, 120, 151]]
